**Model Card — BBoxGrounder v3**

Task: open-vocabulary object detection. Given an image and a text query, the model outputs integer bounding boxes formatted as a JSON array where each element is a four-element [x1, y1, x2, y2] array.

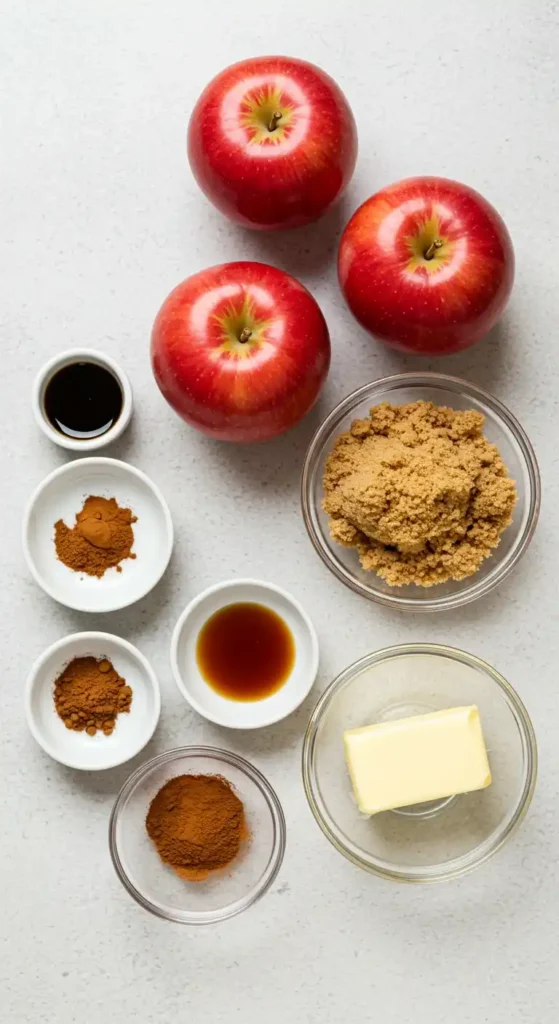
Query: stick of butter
[[344, 706, 491, 815]]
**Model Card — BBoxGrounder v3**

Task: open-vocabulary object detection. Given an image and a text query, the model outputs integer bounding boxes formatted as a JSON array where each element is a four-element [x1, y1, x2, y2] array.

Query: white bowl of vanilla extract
[[32, 348, 132, 451], [171, 579, 319, 729]]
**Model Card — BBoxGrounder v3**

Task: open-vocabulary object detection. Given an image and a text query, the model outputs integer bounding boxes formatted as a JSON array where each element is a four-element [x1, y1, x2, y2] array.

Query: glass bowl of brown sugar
[[109, 746, 286, 924], [301, 373, 540, 612]]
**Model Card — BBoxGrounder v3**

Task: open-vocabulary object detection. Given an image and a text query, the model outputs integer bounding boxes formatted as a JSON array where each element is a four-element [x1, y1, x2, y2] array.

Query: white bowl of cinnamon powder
[[25, 631, 160, 770], [22, 457, 173, 612]]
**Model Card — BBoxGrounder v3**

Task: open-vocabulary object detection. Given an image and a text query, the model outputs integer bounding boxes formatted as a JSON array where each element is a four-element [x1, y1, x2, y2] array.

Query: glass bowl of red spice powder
[[109, 746, 286, 924]]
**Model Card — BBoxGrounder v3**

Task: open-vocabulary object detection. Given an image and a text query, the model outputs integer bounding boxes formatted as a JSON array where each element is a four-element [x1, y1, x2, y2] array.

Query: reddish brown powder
[[53, 655, 133, 736], [54, 495, 137, 577], [146, 774, 246, 882]]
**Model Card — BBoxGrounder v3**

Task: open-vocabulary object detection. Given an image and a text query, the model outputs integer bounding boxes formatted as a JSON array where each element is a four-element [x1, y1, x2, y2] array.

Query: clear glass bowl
[[302, 645, 537, 882], [109, 746, 286, 924], [301, 373, 540, 611]]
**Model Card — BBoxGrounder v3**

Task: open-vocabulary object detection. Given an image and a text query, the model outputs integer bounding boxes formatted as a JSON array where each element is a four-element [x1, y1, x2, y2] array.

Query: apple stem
[[424, 238, 444, 260], [268, 110, 282, 132], [239, 328, 252, 344]]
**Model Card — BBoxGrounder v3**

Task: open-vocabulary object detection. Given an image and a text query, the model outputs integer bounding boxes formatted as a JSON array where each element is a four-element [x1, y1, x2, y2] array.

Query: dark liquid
[[196, 602, 295, 702], [44, 362, 123, 439]]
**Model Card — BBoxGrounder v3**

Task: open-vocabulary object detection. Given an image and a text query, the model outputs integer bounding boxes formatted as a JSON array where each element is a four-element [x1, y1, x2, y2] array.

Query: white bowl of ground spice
[[302, 373, 541, 612], [22, 457, 173, 612], [25, 631, 161, 770], [171, 579, 319, 729]]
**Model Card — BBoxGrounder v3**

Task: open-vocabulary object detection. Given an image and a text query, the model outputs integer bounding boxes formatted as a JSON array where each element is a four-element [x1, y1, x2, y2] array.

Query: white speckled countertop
[[2, 1, 558, 1020]]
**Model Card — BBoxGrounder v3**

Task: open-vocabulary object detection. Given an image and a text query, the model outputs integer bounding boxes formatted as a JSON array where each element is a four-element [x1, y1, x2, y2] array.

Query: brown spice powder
[[323, 401, 517, 587], [54, 655, 133, 735], [54, 495, 137, 577], [146, 774, 246, 882]]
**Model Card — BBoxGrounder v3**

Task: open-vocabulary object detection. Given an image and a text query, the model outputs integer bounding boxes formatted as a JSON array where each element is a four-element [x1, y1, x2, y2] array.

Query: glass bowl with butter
[[301, 373, 540, 612], [302, 645, 537, 882]]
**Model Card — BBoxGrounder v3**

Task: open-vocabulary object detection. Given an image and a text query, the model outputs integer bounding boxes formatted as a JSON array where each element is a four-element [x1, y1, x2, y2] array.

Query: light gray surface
[[1, 1, 557, 1021]]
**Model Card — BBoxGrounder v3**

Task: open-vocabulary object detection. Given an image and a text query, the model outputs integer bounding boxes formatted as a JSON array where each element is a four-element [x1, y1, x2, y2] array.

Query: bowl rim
[[301, 372, 541, 612], [32, 347, 133, 451], [22, 456, 174, 612], [170, 578, 319, 729], [109, 745, 287, 924], [302, 643, 538, 883], [24, 630, 161, 770]]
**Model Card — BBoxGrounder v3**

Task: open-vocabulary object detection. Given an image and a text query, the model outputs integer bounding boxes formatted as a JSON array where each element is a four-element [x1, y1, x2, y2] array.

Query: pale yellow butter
[[344, 706, 491, 815]]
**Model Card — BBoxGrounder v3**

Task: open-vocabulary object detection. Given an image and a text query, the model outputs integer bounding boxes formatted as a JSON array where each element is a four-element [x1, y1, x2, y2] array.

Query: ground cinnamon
[[54, 655, 133, 735], [54, 495, 137, 577], [146, 774, 246, 881]]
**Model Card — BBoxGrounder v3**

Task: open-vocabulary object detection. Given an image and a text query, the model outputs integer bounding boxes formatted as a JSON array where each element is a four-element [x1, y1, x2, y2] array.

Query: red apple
[[151, 261, 330, 442], [187, 55, 358, 230], [338, 176, 514, 355]]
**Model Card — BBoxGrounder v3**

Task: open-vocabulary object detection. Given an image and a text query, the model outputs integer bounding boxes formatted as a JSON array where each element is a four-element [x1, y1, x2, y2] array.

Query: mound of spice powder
[[54, 656, 133, 736], [54, 495, 137, 577], [323, 401, 517, 587], [146, 774, 246, 882]]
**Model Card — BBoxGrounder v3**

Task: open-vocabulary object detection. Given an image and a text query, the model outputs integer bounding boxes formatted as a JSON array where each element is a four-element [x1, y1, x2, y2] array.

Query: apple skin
[[338, 176, 514, 355], [187, 55, 358, 230], [151, 261, 331, 443]]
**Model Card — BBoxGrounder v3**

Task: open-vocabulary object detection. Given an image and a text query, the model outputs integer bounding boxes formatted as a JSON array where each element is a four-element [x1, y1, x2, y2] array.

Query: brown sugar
[[323, 401, 517, 587], [54, 656, 133, 735], [54, 495, 137, 577], [146, 774, 246, 882]]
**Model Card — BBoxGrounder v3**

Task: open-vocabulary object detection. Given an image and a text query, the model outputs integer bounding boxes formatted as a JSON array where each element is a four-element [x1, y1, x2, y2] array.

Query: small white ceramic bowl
[[32, 348, 133, 451], [25, 632, 161, 770], [171, 580, 319, 729], [23, 458, 173, 612]]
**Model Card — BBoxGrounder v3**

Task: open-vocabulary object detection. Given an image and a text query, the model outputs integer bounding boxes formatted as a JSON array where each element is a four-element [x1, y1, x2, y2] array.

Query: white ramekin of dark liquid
[[32, 348, 133, 451]]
